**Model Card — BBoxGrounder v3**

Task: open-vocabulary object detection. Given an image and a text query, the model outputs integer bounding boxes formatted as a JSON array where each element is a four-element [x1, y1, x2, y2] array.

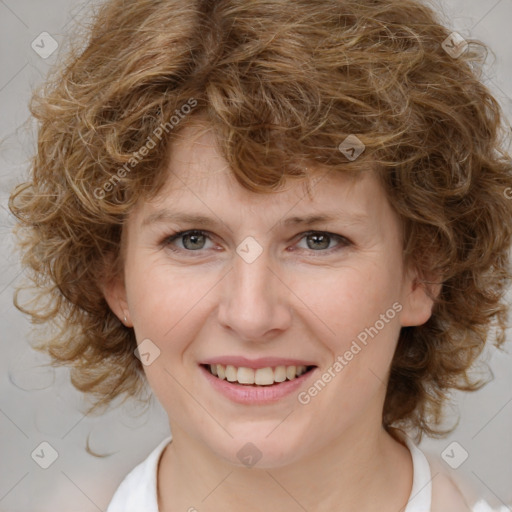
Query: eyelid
[[162, 229, 352, 255], [162, 229, 215, 250], [293, 230, 352, 251]]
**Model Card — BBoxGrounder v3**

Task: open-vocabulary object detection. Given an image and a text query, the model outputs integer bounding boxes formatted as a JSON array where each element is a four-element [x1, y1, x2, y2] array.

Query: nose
[[217, 248, 292, 342]]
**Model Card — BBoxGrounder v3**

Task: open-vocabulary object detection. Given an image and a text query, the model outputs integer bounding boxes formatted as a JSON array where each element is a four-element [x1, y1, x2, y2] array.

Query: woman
[[9, 0, 512, 510]]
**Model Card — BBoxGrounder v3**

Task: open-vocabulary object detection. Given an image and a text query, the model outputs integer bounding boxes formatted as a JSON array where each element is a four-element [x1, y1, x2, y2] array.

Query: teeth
[[225, 365, 237, 382], [237, 367, 255, 384], [208, 364, 309, 385], [255, 367, 274, 385], [274, 365, 287, 383]]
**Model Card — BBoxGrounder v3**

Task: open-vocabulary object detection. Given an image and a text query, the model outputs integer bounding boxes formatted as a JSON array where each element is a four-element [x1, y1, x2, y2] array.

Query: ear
[[399, 263, 442, 327], [99, 253, 132, 327]]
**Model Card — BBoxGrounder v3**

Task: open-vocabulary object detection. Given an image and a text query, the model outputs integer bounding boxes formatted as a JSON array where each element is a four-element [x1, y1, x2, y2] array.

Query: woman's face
[[105, 121, 435, 468]]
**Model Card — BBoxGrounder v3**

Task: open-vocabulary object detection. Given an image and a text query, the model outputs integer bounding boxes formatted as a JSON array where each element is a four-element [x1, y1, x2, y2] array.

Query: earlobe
[[400, 268, 442, 328], [100, 265, 132, 327]]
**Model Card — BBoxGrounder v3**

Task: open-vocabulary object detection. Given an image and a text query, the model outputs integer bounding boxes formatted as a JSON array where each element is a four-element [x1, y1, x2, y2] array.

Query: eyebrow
[[141, 209, 368, 229]]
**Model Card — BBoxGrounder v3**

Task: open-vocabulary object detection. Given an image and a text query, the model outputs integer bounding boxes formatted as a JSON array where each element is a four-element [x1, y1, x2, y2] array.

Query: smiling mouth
[[201, 364, 316, 386]]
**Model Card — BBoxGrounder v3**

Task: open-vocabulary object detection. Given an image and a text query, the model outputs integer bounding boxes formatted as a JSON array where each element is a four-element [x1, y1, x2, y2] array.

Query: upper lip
[[200, 356, 317, 369]]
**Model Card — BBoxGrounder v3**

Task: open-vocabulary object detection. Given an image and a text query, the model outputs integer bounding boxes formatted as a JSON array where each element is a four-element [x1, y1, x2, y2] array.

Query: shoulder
[[431, 474, 508, 512], [394, 431, 496, 512], [427, 455, 501, 512], [430, 471, 472, 512], [106, 436, 172, 512]]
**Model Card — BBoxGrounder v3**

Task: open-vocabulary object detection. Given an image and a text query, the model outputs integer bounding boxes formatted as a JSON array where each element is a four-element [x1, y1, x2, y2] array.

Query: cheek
[[291, 261, 403, 347], [125, 255, 212, 337], [292, 267, 403, 426], [292, 262, 404, 412], [123, 259, 215, 413]]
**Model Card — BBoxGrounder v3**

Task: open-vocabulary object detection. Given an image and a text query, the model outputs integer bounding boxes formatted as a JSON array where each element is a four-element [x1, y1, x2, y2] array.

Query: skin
[[104, 120, 441, 512]]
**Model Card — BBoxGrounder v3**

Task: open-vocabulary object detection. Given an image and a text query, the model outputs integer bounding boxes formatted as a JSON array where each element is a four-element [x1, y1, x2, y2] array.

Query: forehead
[[130, 121, 395, 232], [152, 123, 378, 204]]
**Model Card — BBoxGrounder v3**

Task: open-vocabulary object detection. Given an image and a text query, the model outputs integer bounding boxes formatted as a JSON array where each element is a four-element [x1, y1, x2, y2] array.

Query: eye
[[294, 231, 351, 253], [161, 229, 351, 255], [163, 230, 214, 252]]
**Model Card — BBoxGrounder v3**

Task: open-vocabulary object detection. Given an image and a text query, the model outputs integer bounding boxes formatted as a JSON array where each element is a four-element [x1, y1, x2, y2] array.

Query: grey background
[[0, 0, 511, 511]]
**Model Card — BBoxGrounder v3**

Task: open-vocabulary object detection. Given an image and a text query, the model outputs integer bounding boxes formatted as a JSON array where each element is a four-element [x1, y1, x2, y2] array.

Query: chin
[[209, 428, 309, 470]]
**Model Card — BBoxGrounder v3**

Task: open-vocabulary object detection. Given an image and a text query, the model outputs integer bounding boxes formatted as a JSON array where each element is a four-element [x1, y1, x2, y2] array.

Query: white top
[[106, 434, 500, 512]]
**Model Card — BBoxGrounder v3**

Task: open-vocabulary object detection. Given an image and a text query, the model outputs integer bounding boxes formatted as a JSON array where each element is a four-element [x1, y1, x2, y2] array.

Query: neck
[[157, 422, 413, 512]]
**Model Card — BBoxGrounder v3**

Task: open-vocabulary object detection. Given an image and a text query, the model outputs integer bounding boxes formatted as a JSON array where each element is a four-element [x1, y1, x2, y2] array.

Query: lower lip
[[199, 365, 316, 405]]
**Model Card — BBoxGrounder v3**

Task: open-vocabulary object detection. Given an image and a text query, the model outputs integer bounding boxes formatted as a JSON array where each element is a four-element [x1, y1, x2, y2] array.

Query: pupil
[[184, 233, 204, 250], [308, 234, 329, 250], [182, 233, 330, 251]]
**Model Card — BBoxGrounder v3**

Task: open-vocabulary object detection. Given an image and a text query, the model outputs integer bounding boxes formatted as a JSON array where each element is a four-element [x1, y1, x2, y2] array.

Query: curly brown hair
[[8, 0, 512, 440]]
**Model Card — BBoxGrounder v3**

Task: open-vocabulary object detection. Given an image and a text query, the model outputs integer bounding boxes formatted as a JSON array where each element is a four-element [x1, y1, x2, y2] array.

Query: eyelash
[[161, 229, 352, 256]]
